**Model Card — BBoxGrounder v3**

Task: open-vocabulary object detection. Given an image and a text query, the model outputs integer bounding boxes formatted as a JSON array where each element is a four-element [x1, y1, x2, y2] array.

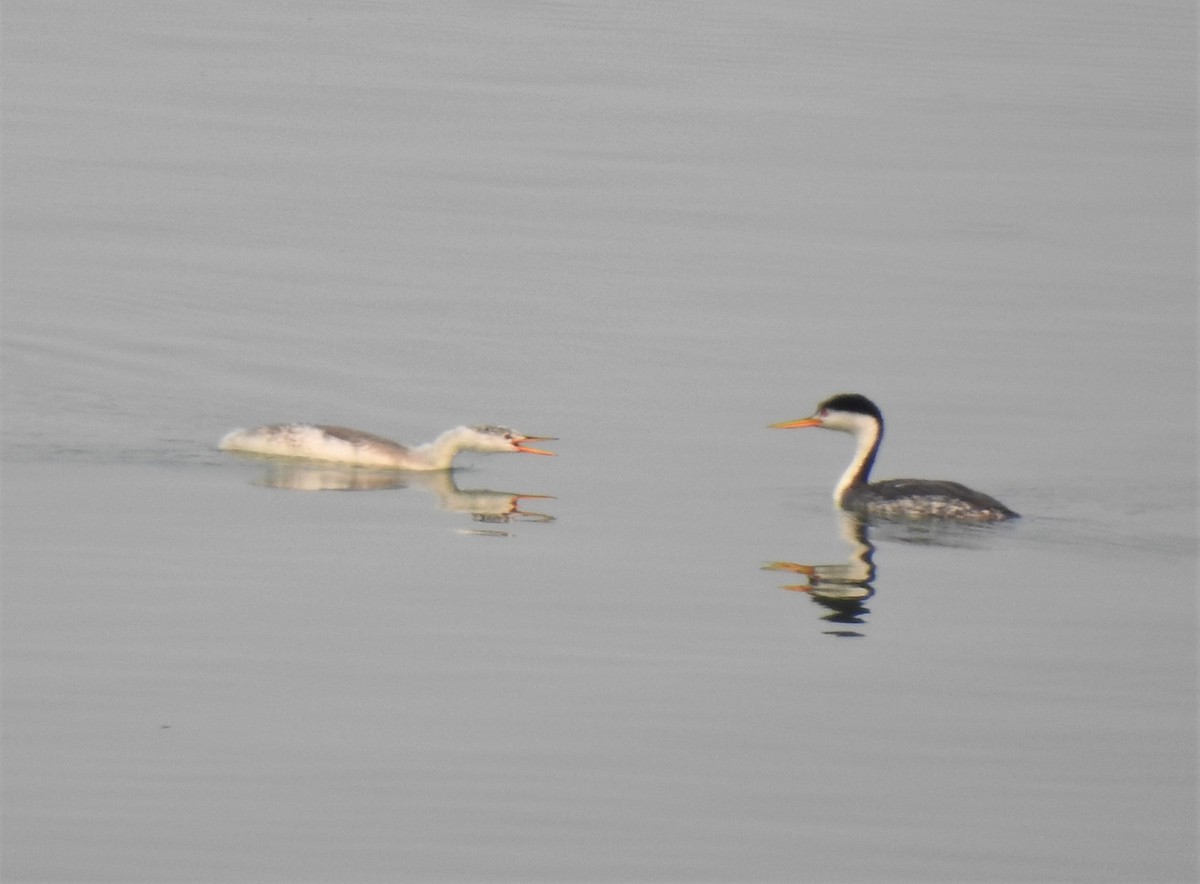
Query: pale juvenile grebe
[[219, 423, 556, 470], [771, 393, 1018, 522]]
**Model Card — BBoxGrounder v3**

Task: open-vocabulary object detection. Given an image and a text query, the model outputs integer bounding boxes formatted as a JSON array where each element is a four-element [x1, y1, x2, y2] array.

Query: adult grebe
[[770, 393, 1018, 522], [219, 423, 556, 470]]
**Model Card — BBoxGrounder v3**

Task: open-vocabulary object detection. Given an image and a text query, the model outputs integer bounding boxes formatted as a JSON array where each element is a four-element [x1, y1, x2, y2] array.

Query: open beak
[[769, 416, 823, 429], [514, 435, 557, 456]]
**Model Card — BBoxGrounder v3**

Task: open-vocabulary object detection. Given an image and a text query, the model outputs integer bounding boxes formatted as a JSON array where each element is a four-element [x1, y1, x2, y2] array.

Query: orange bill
[[769, 417, 822, 429]]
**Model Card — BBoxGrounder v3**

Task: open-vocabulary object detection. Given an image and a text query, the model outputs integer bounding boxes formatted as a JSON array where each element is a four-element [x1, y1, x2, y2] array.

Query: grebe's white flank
[[771, 393, 1018, 522], [219, 423, 556, 470]]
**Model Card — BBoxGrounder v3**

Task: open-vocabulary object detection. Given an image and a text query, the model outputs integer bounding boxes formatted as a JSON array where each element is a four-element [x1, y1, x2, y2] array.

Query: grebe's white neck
[[410, 426, 492, 470], [829, 412, 882, 506]]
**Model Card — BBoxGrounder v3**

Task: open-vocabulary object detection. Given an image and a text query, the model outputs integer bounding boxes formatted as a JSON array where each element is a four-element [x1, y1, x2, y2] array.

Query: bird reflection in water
[[235, 458, 555, 535], [764, 512, 876, 638]]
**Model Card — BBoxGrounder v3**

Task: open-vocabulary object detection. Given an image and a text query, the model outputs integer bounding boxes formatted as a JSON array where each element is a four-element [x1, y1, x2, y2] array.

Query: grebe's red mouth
[[514, 436, 557, 456]]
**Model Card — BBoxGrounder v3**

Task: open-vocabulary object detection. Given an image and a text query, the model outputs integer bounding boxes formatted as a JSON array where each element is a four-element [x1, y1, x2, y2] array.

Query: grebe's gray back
[[219, 423, 556, 470], [771, 393, 1018, 522]]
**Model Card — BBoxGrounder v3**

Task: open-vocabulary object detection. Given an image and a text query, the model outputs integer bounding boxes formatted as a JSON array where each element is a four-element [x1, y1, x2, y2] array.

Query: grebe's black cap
[[817, 393, 882, 421]]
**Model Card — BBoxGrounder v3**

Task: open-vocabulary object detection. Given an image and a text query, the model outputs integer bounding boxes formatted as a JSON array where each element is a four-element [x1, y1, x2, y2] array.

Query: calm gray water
[[3, 3, 1196, 882]]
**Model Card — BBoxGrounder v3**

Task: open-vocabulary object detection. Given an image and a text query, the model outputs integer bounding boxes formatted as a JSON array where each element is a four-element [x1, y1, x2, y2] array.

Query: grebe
[[219, 423, 556, 470], [770, 393, 1018, 522]]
